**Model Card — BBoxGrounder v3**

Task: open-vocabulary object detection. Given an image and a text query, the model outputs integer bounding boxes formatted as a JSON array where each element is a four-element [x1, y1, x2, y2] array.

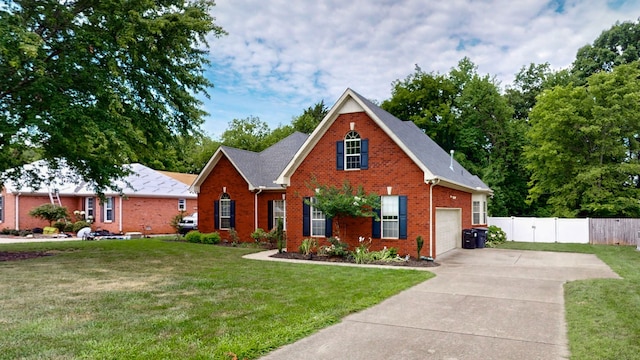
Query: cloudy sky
[[200, 0, 640, 137]]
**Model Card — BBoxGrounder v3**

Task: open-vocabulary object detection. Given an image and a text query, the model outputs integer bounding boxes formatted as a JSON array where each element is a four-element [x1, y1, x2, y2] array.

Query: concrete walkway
[[249, 248, 620, 360]]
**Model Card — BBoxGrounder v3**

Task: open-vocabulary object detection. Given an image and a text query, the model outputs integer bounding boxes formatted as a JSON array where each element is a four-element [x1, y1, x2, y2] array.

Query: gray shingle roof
[[350, 89, 490, 191], [223, 132, 309, 189], [4, 161, 196, 198]]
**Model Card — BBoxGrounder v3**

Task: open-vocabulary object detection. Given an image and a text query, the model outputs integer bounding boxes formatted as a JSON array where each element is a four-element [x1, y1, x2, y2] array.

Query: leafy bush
[[299, 238, 317, 255], [416, 236, 424, 259], [276, 218, 285, 253], [185, 231, 202, 243], [201, 232, 221, 245], [72, 221, 92, 233], [228, 228, 240, 245], [170, 212, 185, 234], [28, 204, 69, 226], [318, 237, 349, 257], [53, 221, 67, 233], [485, 225, 507, 247]]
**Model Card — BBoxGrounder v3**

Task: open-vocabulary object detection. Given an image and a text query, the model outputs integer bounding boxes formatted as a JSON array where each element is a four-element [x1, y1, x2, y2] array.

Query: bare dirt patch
[[0, 251, 54, 262]]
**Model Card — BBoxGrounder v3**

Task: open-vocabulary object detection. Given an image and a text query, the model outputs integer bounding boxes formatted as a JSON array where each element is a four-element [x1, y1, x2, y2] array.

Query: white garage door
[[436, 208, 461, 255]]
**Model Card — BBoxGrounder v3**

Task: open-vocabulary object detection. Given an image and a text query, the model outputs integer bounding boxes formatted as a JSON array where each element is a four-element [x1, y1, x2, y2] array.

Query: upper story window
[[345, 131, 361, 170], [336, 132, 368, 170], [178, 199, 186, 211], [219, 193, 231, 229]]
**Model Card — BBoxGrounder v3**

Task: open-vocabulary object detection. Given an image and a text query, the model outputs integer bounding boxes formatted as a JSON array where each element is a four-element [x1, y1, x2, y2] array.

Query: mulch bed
[[0, 251, 54, 262], [270, 251, 439, 267]]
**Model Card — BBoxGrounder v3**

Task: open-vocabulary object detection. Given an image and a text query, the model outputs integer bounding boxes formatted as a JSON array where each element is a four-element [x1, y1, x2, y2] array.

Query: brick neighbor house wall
[[197, 155, 256, 242], [287, 112, 431, 256]]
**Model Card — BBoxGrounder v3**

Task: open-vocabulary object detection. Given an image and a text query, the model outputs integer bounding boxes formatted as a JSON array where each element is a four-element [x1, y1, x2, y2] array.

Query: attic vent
[[449, 150, 454, 171]]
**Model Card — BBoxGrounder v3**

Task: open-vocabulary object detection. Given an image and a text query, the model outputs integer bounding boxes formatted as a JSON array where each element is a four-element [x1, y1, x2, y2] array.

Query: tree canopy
[[526, 62, 640, 217], [572, 20, 640, 81], [0, 0, 225, 194]]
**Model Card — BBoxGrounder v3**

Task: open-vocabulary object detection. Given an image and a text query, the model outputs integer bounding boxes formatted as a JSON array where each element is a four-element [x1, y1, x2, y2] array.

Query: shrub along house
[[276, 88, 492, 258], [0, 161, 197, 234], [190, 132, 309, 241]]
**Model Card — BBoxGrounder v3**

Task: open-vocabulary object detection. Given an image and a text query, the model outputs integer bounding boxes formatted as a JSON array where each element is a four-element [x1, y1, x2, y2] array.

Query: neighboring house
[[191, 132, 309, 241], [193, 88, 491, 258], [1, 161, 197, 234]]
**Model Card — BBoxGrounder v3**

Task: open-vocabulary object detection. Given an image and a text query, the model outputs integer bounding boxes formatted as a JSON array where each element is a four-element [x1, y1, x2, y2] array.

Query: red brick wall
[[285, 111, 474, 258], [286, 112, 430, 256], [197, 155, 257, 242], [1, 189, 196, 235]]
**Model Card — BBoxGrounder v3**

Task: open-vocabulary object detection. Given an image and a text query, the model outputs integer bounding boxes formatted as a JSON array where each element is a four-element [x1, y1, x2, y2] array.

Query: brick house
[[193, 88, 491, 258], [0, 161, 197, 234], [276, 88, 492, 258], [191, 132, 309, 241]]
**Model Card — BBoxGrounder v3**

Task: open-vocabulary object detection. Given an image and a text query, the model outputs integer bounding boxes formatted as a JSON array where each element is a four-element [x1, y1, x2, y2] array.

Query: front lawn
[[498, 242, 640, 360], [0, 239, 431, 359]]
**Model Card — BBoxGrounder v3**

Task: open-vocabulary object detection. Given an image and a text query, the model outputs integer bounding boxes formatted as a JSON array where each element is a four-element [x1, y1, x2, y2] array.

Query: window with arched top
[[336, 130, 368, 170], [215, 193, 235, 230], [344, 131, 361, 169]]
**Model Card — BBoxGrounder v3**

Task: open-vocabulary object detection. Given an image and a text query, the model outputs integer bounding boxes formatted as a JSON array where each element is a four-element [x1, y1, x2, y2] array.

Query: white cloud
[[202, 0, 640, 136]]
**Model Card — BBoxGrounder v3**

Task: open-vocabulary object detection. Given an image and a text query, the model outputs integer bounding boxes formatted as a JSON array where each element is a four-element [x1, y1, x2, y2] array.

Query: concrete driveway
[[259, 248, 620, 360]]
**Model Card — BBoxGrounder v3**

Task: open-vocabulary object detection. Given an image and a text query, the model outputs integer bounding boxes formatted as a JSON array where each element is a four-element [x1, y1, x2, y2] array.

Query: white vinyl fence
[[488, 217, 590, 244]]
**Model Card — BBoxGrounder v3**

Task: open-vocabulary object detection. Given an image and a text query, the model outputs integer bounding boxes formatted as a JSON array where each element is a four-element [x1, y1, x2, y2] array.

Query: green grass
[[498, 242, 640, 360], [0, 239, 431, 359]]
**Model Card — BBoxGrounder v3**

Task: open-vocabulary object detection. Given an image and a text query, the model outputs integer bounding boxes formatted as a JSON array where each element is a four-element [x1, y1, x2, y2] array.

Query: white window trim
[[0, 195, 3, 223], [344, 131, 361, 170], [220, 194, 231, 230], [85, 197, 95, 219], [472, 194, 487, 225], [178, 198, 186, 211], [273, 199, 286, 230], [310, 198, 325, 237], [381, 195, 399, 239], [104, 197, 114, 223]]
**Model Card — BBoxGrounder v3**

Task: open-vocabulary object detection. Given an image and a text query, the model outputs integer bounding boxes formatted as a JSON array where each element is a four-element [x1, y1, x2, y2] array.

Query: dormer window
[[336, 132, 368, 170], [345, 131, 361, 169]]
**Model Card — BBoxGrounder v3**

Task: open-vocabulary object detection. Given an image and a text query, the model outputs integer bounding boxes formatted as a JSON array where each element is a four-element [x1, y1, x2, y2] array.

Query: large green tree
[[382, 59, 523, 216], [526, 62, 640, 217], [0, 0, 225, 193], [291, 100, 329, 134], [572, 20, 640, 81], [220, 116, 272, 152]]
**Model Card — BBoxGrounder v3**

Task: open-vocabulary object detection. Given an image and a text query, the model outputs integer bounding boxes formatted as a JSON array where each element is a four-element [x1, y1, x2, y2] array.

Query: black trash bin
[[473, 227, 488, 249], [462, 229, 476, 249]]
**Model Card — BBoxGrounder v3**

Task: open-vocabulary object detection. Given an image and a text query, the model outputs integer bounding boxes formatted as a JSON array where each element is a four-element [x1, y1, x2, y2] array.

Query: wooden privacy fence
[[489, 217, 640, 245], [589, 218, 640, 245]]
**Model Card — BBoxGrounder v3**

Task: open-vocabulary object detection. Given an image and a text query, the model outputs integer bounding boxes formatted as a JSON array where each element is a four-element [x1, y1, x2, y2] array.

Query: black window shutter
[[214, 200, 219, 230], [325, 217, 332, 238], [399, 196, 408, 239], [372, 205, 381, 238], [230, 200, 236, 229], [361, 139, 369, 169], [267, 200, 273, 230], [302, 198, 310, 236], [336, 141, 344, 170]]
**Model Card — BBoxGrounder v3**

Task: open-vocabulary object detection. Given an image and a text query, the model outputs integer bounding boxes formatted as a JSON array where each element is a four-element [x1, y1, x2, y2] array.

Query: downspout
[[254, 186, 265, 230], [118, 196, 123, 233], [15, 192, 21, 230], [428, 178, 440, 258]]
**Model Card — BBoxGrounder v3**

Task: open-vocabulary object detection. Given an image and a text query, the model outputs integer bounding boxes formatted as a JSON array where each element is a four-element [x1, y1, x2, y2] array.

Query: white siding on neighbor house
[[489, 217, 589, 244]]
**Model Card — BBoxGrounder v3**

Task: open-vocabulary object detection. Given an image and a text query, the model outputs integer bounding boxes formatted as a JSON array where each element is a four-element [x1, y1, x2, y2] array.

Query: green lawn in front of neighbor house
[[497, 242, 640, 360], [0, 238, 432, 360]]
